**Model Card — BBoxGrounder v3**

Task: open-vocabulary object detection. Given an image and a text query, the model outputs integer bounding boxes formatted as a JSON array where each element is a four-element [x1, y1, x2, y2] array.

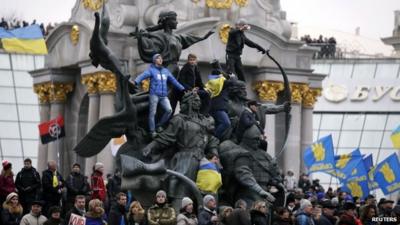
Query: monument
[[30, 0, 324, 196]]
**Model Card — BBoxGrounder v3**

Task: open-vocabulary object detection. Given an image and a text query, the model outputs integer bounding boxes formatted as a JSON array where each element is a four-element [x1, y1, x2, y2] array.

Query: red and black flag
[[38, 115, 65, 144]]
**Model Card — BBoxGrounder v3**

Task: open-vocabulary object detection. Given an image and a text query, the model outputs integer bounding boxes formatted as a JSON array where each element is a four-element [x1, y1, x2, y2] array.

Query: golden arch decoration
[[82, 0, 105, 11]]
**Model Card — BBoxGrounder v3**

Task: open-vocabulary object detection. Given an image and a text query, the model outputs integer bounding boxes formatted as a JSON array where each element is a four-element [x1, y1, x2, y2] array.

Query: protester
[[198, 195, 218, 225], [90, 162, 106, 202], [360, 204, 378, 225], [338, 202, 362, 225], [147, 190, 176, 225], [86, 199, 107, 225], [295, 199, 315, 225], [20, 200, 47, 225], [65, 195, 86, 225], [250, 200, 269, 225], [42, 160, 64, 216], [15, 158, 41, 214], [1, 192, 23, 225], [218, 206, 233, 225], [106, 169, 123, 208], [108, 192, 128, 225], [196, 152, 222, 195], [43, 206, 63, 225], [177, 197, 198, 225], [127, 201, 146, 225], [298, 174, 311, 193], [66, 163, 90, 210], [226, 199, 251, 225], [133, 53, 185, 138], [235, 100, 263, 143], [273, 207, 293, 225], [284, 170, 298, 193], [0, 160, 16, 207]]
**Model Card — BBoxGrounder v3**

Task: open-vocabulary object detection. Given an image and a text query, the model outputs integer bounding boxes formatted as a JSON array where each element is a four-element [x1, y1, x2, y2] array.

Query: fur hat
[[94, 162, 104, 171], [156, 190, 167, 198], [203, 194, 215, 205], [181, 197, 193, 209], [5, 192, 18, 203]]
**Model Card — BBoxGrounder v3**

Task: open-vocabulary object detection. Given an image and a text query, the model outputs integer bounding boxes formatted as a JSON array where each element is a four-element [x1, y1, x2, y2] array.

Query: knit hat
[[152, 54, 162, 63], [181, 197, 193, 209], [156, 190, 167, 198], [94, 162, 104, 171], [6, 192, 18, 203], [203, 194, 215, 205], [2, 160, 11, 170], [300, 199, 312, 210]]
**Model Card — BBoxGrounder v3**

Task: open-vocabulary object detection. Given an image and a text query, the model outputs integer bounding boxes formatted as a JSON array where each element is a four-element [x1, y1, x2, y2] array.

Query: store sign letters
[[323, 84, 400, 103]]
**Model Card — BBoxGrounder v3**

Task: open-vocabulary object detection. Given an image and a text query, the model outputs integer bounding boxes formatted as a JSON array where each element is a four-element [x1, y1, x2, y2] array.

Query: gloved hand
[[260, 190, 276, 202]]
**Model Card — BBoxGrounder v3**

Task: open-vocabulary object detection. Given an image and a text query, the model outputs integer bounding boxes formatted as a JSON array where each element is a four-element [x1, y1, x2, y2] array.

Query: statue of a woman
[[132, 11, 215, 75]]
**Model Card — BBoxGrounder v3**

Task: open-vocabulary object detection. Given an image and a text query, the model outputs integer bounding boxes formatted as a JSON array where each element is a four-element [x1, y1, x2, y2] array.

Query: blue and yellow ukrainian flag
[[341, 159, 370, 199], [325, 148, 363, 181], [374, 153, 400, 195], [391, 125, 400, 149], [0, 25, 47, 54], [196, 158, 222, 194], [304, 134, 335, 173]]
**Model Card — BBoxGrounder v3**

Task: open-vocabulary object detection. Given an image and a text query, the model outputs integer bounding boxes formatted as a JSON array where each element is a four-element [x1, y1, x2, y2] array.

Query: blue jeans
[[149, 95, 172, 132], [211, 110, 231, 139]]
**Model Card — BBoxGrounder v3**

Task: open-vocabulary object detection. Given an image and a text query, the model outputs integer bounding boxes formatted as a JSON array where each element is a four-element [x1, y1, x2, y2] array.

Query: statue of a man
[[219, 125, 284, 207], [142, 91, 219, 206], [133, 11, 214, 76]]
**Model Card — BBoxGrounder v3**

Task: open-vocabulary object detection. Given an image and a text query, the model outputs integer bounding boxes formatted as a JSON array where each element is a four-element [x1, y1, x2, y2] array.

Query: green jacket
[[147, 204, 176, 225]]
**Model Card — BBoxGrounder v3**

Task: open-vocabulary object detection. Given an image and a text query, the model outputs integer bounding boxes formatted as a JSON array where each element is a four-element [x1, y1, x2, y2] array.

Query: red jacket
[[0, 174, 16, 198], [90, 171, 106, 202]]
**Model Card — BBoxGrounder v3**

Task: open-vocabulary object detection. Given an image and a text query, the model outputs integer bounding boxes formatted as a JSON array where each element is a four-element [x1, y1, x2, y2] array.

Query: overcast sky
[[1, 0, 398, 40]]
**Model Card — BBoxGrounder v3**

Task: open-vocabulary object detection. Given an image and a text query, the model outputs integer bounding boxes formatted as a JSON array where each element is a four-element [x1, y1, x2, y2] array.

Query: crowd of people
[[0, 17, 55, 36], [1, 158, 400, 225], [301, 35, 339, 59]]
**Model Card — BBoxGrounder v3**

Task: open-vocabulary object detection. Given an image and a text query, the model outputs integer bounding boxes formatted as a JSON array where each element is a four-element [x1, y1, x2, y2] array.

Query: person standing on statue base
[[133, 54, 185, 138], [226, 18, 266, 82]]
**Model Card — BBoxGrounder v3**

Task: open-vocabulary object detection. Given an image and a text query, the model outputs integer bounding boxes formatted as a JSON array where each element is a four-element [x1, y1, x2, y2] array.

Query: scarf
[[205, 75, 225, 98], [52, 171, 59, 188]]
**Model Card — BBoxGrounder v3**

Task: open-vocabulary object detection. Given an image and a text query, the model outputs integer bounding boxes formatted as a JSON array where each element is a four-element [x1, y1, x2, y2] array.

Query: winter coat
[[43, 218, 64, 225], [178, 63, 204, 90], [226, 28, 264, 56], [147, 203, 176, 225], [337, 213, 362, 225], [108, 204, 128, 225], [127, 213, 147, 225], [134, 64, 184, 97], [177, 212, 198, 225], [295, 211, 315, 225], [85, 211, 107, 225], [15, 167, 41, 203], [41, 169, 64, 203], [250, 210, 268, 225], [226, 208, 251, 225], [90, 172, 106, 202], [273, 217, 293, 225], [65, 172, 90, 202], [198, 207, 217, 225], [20, 212, 47, 225], [65, 206, 85, 225], [0, 174, 16, 199], [106, 175, 122, 200], [314, 214, 334, 225], [1, 203, 23, 225]]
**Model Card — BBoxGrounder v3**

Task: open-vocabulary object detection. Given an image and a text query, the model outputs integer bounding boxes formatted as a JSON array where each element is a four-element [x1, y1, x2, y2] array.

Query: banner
[[341, 159, 370, 199], [68, 213, 86, 225], [0, 25, 47, 54], [38, 115, 65, 144], [324, 148, 363, 181], [304, 134, 335, 173]]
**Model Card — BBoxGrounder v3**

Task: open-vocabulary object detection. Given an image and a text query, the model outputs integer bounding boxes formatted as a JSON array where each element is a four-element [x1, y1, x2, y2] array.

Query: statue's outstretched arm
[[259, 101, 290, 114]]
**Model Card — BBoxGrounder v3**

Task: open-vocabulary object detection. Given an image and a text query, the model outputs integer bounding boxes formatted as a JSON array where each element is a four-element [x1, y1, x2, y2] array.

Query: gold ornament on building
[[290, 83, 307, 104], [81, 71, 117, 94], [253, 80, 284, 102], [206, 0, 233, 9], [235, 0, 249, 7], [302, 87, 322, 108], [70, 25, 80, 45], [82, 0, 105, 11], [219, 24, 231, 44], [33, 82, 74, 103]]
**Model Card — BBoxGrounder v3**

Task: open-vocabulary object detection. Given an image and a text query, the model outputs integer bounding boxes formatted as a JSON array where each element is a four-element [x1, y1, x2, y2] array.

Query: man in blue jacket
[[134, 54, 185, 138]]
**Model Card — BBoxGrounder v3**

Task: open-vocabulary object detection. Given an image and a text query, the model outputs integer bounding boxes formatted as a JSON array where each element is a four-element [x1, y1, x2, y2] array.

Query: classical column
[[279, 83, 307, 177], [300, 87, 322, 173], [47, 83, 74, 173], [81, 73, 101, 176], [33, 83, 51, 173], [97, 72, 117, 175], [253, 80, 284, 157]]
